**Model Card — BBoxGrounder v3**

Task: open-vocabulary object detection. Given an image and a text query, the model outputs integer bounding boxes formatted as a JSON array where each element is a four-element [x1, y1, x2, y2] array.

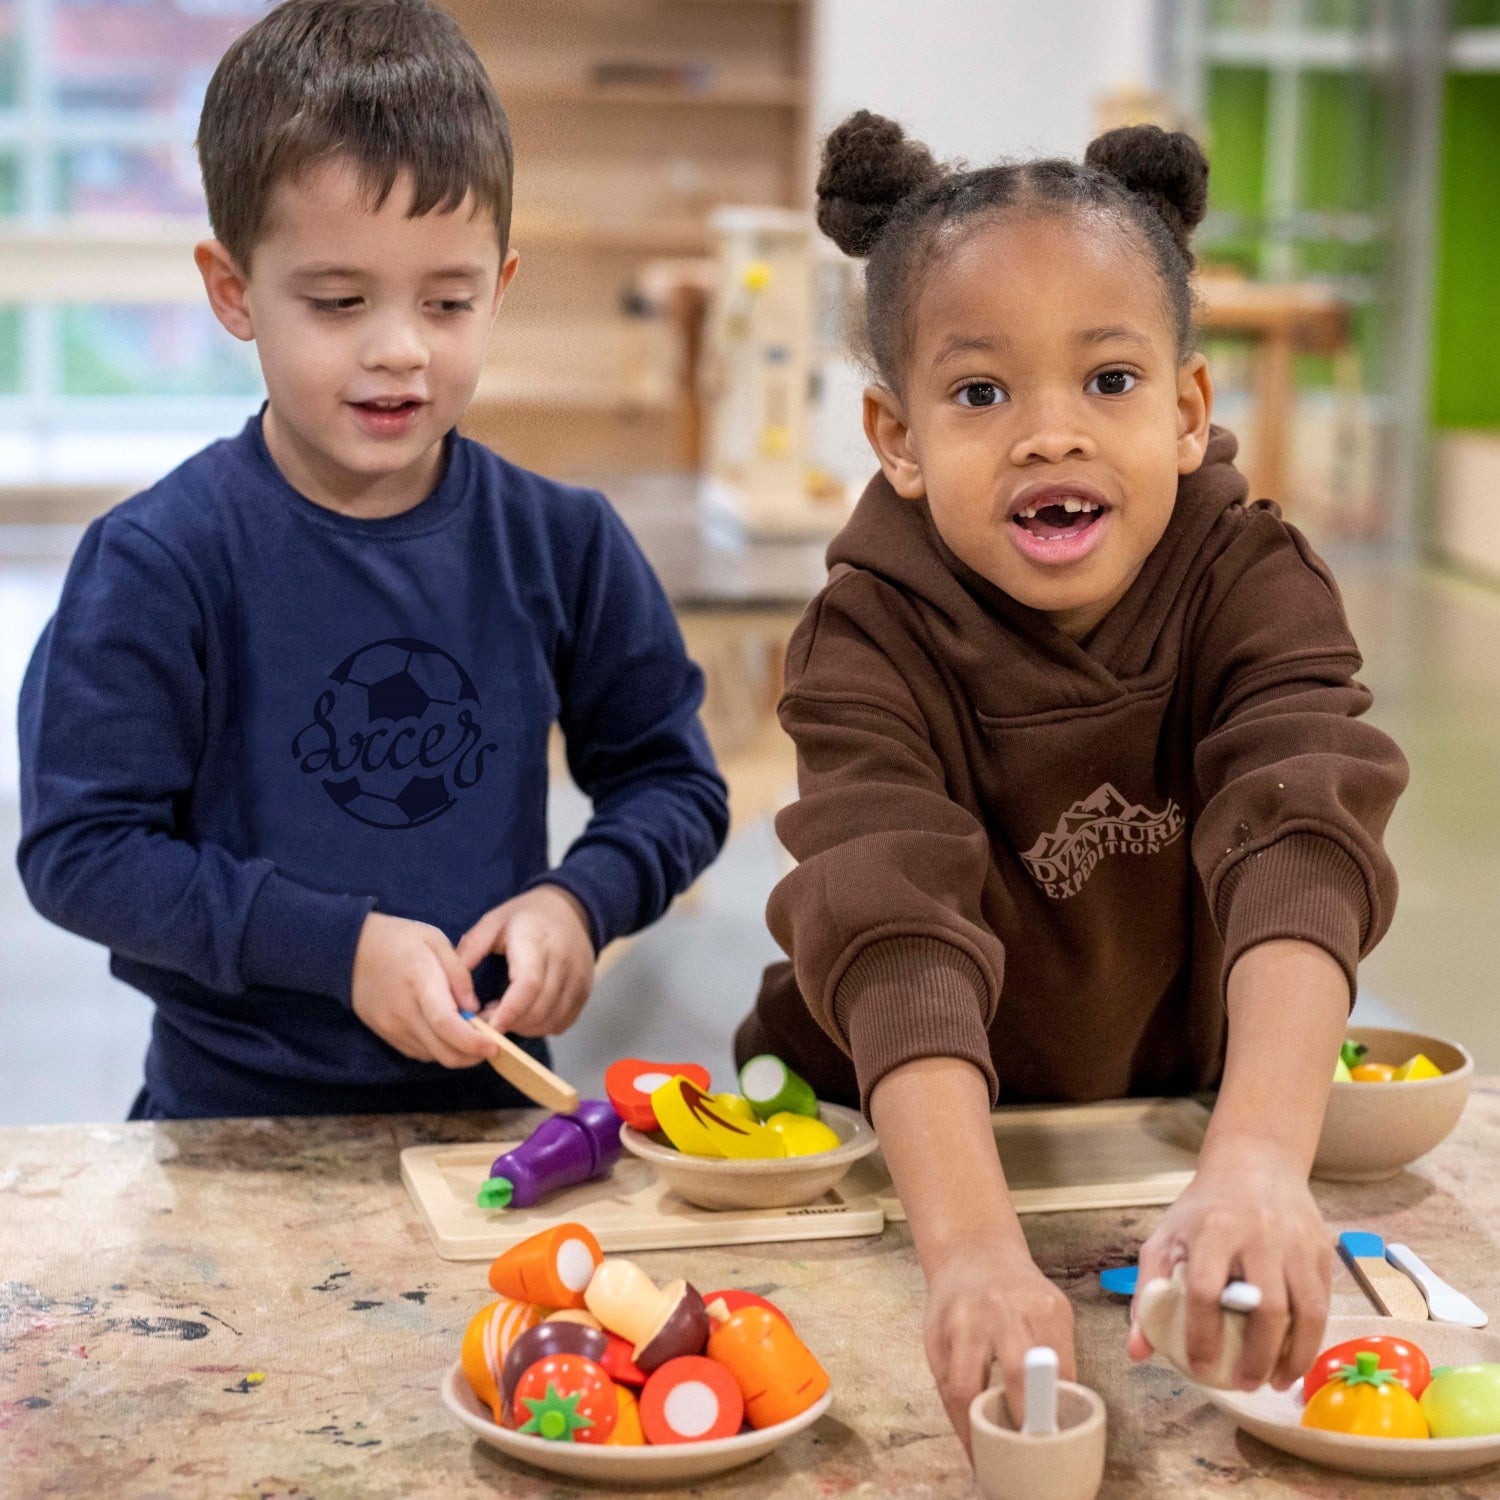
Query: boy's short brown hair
[[198, 0, 513, 269]]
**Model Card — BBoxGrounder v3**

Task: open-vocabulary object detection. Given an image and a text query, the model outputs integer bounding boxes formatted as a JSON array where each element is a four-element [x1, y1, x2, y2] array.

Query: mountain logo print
[[1021, 783, 1185, 899]]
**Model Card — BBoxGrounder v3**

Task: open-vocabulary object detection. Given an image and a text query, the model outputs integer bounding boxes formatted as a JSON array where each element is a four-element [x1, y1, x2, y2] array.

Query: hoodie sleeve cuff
[[240, 869, 377, 1004], [1214, 832, 1370, 1005], [523, 840, 645, 954], [832, 935, 998, 1114]]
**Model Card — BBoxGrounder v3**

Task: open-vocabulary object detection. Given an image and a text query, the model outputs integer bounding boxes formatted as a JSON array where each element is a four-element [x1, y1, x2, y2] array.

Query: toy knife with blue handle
[[1338, 1231, 1429, 1320]]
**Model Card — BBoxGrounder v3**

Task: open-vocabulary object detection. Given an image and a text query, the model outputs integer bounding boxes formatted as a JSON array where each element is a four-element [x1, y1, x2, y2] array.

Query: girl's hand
[[457, 884, 596, 1036], [925, 1237, 1076, 1450], [1128, 1137, 1332, 1391]]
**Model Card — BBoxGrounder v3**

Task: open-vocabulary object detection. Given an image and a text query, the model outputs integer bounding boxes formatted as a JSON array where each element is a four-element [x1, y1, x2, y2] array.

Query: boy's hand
[[456, 884, 595, 1037], [1128, 1138, 1332, 1391], [350, 911, 495, 1067], [925, 1237, 1076, 1447]]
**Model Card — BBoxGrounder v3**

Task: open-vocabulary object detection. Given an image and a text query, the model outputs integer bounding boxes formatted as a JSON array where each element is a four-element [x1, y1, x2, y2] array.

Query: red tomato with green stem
[[1304, 1336, 1431, 1401]]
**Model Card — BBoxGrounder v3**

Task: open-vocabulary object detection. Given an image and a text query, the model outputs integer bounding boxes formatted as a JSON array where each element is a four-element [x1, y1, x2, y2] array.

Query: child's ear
[[195, 240, 254, 342], [863, 385, 925, 499], [1176, 352, 1214, 475], [490, 247, 520, 319]]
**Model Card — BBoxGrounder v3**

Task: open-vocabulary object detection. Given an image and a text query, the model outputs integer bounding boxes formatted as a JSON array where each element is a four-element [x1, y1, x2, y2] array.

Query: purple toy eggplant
[[477, 1098, 624, 1210]]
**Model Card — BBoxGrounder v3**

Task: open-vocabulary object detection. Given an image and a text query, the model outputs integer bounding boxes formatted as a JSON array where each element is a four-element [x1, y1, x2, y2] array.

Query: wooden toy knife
[[1338, 1231, 1429, 1320], [461, 1010, 580, 1114], [1385, 1243, 1488, 1327]]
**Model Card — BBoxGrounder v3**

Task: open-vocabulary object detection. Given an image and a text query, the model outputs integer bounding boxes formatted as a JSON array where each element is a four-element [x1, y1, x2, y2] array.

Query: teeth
[[1018, 506, 1037, 520], [1063, 498, 1082, 513]]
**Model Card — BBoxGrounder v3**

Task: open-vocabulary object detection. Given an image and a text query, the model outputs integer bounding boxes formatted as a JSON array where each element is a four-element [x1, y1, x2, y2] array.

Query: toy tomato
[[513, 1353, 618, 1444], [1304, 1336, 1431, 1400], [1301, 1351, 1428, 1439]]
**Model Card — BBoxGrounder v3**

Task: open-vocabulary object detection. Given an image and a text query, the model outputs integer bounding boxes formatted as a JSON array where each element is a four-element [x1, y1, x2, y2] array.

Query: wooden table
[[6, 1087, 1499, 1498]]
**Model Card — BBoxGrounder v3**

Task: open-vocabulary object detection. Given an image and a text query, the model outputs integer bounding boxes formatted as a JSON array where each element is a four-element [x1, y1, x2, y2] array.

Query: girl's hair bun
[[816, 109, 945, 258], [1084, 125, 1209, 257]]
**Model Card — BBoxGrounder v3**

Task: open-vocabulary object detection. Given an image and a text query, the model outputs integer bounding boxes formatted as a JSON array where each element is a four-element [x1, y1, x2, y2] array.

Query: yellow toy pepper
[[1301, 1351, 1429, 1439], [650, 1076, 787, 1159]]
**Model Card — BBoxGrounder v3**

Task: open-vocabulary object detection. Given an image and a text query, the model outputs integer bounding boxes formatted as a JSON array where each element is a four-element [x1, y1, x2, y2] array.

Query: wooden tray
[[400, 1141, 886, 1261], [849, 1096, 1209, 1221]]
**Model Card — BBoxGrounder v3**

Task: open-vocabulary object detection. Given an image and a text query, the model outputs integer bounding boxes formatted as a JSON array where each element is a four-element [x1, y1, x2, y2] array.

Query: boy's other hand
[[925, 1238, 1076, 1450], [350, 911, 494, 1067], [456, 885, 595, 1037], [1127, 1139, 1332, 1392]]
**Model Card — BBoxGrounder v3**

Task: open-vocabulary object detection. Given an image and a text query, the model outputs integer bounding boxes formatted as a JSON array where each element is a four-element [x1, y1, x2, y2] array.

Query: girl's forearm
[[869, 1055, 1030, 1271], [1203, 937, 1349, 1174]]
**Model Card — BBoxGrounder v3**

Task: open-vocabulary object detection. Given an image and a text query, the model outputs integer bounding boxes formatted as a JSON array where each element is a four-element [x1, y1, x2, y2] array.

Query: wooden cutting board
[[400, 1140, 886, 1261], [850, 1096, 1210, 1221]]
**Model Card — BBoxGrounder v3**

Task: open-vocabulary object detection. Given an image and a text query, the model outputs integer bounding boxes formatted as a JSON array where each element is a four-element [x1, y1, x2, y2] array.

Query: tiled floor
[[1, 526, 1494, 1126]]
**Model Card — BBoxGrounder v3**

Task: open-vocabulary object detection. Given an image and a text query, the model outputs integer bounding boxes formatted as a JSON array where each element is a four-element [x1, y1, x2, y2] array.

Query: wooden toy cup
[[968, 1381, 1106, 1500]]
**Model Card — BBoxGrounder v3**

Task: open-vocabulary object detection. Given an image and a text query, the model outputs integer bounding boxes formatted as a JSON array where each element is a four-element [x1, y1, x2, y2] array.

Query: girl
[[736, 113, 1407, 1447]]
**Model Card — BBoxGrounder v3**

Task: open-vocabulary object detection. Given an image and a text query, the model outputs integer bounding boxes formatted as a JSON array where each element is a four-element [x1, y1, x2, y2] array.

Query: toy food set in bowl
[[615, 1055, 880, 1212], [1314, 1027, 1473, 1182], [1198, 1318, 1500, 1478], [443, 1222, 833, 1482], [400, 1055, 885, 1259]]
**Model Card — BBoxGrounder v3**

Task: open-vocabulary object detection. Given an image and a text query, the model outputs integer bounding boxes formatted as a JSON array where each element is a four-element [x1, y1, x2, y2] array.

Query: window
[[0, 0, 266, 486]]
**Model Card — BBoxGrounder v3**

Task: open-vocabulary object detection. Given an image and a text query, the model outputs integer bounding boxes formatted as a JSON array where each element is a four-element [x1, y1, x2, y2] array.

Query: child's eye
[[308, 297, 361, 314], [1088, 369, 1137, 396], [432, 300, 476, 315], [955, 381, 1005, 408]]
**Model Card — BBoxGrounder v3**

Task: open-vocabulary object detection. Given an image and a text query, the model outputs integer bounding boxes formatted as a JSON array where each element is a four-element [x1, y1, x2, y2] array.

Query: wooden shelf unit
[[447, 0, 814, 477]]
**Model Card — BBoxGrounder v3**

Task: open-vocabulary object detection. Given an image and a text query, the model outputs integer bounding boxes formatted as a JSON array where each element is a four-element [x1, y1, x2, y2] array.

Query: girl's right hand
[[924, 1237, 1076, 1450]]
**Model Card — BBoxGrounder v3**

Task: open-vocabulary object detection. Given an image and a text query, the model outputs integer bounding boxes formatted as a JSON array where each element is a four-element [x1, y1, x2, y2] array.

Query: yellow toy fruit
[[462, 1297, 543, 1423], [651, 1076, 787, 1159], [711, 1093, 760, 1129], [1301, 1351, 1429, 1439], [765, 1111, 841, 1157], [1394, 1053, 1443, 1082]]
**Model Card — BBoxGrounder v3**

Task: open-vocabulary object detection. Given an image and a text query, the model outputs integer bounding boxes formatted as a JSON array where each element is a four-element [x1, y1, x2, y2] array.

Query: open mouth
[[352, 398, 423, 415], [1012, 496, 1107, 542]]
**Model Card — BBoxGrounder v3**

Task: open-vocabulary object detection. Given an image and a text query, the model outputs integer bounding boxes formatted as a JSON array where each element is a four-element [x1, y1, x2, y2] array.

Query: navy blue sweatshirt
[[17, 412, 728, 1118]]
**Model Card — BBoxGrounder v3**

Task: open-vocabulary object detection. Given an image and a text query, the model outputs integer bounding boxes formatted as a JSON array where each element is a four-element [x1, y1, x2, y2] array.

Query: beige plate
[[1203, 1318, 1500, 1478], [618, 1102, 880, 1211], [441, 1362, 834, 1484]]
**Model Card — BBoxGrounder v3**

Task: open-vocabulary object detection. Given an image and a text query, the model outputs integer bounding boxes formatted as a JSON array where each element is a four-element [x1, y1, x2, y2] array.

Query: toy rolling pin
[[477, 1099, 624, 1210]]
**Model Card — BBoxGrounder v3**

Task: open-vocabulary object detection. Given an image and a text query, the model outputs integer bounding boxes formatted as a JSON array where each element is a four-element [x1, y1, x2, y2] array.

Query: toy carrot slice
[[639, 1355, 745, 1444], [488, 1223, 603, 1310], [606, 1058, 711, 1132]]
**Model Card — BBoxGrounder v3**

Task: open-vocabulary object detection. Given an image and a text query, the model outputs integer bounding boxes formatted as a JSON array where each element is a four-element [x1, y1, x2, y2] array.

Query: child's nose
[[361, 315, 430, 374], [1008, 398, 1095, 466]]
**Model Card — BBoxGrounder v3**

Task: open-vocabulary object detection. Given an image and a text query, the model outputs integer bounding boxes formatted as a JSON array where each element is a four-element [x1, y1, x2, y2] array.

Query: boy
[[17, 0, 728, 1120]]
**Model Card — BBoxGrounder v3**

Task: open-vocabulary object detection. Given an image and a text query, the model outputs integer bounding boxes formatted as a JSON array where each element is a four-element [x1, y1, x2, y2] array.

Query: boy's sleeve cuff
[[240, 869, 377, 1003], [832, 935, 998, 1115], [523, 840, 645, 954], [1214, 832, 1370, 1005]]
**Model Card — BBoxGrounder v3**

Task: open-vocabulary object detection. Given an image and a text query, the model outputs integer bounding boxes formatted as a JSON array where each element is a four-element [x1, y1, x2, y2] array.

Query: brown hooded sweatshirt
[[737, 429, 1408, 1113]]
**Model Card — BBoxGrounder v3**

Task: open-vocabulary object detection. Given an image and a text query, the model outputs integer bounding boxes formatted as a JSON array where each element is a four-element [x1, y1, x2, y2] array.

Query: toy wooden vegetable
[[764, 1110, 840, 1156], [1420, 1363, 1500, 1438], [600, 1330, 648, 1388], [477, 1099, 624, 1209], [712, 1092, 761, 1128], [704, 1289, 792, 1329], [501, 1320, 609, 1416], [1301, 1351, 1429, 1438], [706, 1301, 829, 1428], [639, 1355, 746, 1444], [605, 1058, 711, 1132], [1395, 1053, 1443, 1081], [583, 1258, 711, 1371], [1305, 1335, 1431, 1401], [608, 1384, 646, 1446], [461, 1297, 543, 1422], [651, 1076, 787, 1159], [489, 1222, 603, 1309], [738, 1054, 819, 1119], [1351, 1062, 1398, 1084], [513, 1353, 618, 1444]]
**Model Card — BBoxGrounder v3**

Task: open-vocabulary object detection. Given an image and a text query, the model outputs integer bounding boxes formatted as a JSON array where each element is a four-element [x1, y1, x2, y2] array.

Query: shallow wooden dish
[[442, 1362, 833, 1483], [1203, 1318, 1500, 1478], [619, 1102, 879, 1210], [1313, 1027, 1473, 1182]]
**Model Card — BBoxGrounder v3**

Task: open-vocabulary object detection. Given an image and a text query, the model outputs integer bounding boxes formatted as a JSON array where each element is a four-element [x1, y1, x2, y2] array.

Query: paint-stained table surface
[[5, 1087, 1500, 1499]]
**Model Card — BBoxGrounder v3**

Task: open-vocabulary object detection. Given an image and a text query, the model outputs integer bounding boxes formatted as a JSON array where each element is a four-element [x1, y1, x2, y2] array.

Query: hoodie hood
[[826, 425, 1250, 692]]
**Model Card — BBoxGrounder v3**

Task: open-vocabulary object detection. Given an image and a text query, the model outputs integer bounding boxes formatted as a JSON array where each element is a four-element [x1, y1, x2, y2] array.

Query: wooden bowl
[[1312, 1027, 1473, 1182], [1202, 1317, 1500, 1478], [619, 1102, 879, 1211], [442, 1362, 832, 1483]]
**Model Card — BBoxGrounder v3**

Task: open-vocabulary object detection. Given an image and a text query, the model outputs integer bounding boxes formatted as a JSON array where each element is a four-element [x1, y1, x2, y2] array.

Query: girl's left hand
[[1127, 1136, 1332, 1391]]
